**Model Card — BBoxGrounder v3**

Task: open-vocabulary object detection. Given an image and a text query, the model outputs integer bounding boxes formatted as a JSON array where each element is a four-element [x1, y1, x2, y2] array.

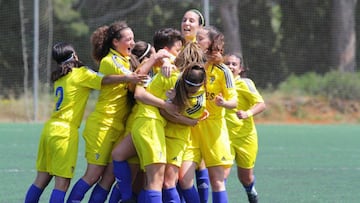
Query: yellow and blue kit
[[225, 76, 264, 168], [36, 67, 103, 178]]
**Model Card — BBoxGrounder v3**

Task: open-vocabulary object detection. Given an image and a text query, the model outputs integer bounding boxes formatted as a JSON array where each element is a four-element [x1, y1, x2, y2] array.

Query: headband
[[190, 9, 205, 26], [185, 79, 203, 87], [138, 43, 151, 61], [61, 53, 74, 64]]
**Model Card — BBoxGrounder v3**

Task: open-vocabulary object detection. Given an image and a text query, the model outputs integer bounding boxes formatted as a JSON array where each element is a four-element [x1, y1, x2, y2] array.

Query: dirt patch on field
[[0, 96, 359, 124], [256, 96, 360, 124]]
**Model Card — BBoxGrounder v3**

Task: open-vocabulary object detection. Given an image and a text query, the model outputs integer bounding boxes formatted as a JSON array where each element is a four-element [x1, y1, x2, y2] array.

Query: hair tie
[[138, 43, 151, 61]]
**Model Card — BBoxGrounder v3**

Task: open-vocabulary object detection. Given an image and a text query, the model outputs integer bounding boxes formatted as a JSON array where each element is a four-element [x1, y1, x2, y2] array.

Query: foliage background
[[0, 0, 359, 122]]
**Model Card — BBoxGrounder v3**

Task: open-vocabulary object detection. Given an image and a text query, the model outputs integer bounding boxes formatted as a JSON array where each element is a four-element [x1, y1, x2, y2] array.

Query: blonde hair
[[174, 42, 205, 71]]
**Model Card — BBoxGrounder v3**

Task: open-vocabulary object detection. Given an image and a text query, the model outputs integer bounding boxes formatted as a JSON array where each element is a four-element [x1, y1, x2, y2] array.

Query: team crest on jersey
[[210, 76, 215, 84], [95, 153, 100, 160]]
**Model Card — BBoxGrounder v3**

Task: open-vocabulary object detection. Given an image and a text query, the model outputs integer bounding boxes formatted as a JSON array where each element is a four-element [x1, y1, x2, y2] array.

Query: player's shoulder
[[214, 63, 231, 72]]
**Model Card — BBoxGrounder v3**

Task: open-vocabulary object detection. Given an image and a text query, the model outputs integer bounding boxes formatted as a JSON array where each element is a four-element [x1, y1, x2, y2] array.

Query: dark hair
[[202, 26, 224, 55], [51, 42, 84, 82], [91, 21, 130, 63], [129, 41, 152, 72], [225, 52, 249, 77], [153, 28, 184, 52], [189, 9, 205, 26], [132, 41, 152, 63], [172, 63, 206, 112]]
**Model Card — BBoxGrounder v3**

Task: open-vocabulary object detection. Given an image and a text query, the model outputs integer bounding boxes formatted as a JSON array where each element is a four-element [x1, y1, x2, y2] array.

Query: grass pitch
[[0, 123, 359, 202]]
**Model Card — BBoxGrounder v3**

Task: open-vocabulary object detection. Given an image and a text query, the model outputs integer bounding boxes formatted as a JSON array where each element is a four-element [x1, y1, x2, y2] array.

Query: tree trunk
[[219, 0, 242, 54], [331, 0, 357, 72], [19, 0, 31, 120]]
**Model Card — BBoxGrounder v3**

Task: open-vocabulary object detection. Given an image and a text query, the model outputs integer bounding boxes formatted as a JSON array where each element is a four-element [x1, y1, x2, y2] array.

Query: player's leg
[[138, 163, 165, 203], [67, 164, 105, 203], [196, 160, 209, 203], [235, 134, 259, 203], [88, 164, 115, 203], [110, 133, 137, 202], [208, 166, 228, 203], [178, 161, 200, 203], [163, 164, 180, 202], [25, 171, 52, 203], [238, 167, 258, 203], [50, 176, 71, 203]]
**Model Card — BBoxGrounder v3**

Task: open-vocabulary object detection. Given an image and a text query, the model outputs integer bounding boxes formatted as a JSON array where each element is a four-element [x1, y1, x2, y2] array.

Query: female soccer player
[[66, 21, 148, 203], [179, 9, 212, 203], [161, 42, 208, 203], [183, 25, 238, 203], [109, 28, 183, 203], [133, 60, 210, 203], [181, 9, 205, 43], [24, 42, 147, 203], [109, 42, 171, 203], [224, 53, 266, 203]]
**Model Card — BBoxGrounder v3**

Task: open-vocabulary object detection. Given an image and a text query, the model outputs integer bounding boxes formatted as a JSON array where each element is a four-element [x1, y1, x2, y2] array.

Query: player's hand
[[154, 49, 172, 61], [198, 109, 209, 121], [215, 93, 225, 107], [236, 110, 249, 119], [127, 73, 150, 84], [161, 60, 175, 78], [166, 88, 176, 100]]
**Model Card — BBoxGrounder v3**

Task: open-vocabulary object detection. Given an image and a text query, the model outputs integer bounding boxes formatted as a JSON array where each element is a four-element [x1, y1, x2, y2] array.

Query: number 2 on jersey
[[55, 86, 64, 111]]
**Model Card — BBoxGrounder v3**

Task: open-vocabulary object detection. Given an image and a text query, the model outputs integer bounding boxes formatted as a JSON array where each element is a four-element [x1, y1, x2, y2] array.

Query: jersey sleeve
[[239, 78, 264, 105], [75, 67, 103, 90]]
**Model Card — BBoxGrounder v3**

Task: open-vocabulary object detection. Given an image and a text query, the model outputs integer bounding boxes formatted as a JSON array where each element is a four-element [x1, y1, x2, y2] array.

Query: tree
[[219, 0, 242, 53], [331, 0, 357, 72]]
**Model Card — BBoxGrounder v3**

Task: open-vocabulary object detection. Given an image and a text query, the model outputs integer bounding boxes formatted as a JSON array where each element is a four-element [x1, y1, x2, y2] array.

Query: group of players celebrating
[[25, 8, 265, 203]]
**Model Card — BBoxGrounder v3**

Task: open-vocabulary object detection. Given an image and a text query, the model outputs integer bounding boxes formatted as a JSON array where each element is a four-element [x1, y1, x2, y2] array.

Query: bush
[[278, 71, 360, 100]]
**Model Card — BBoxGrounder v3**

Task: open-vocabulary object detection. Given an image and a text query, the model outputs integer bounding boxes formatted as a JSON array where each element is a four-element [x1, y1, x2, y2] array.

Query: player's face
[[225, 55, 242, 76], [196, 29, 211, 52], [167, 40, 183, 56], [186, 83, 202, 95], [181, 11, 201, 42], [113, 28, 135, 57]]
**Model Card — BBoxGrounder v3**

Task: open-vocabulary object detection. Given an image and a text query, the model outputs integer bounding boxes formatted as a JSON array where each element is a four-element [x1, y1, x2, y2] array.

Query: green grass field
[[0, 123, 359, 203]]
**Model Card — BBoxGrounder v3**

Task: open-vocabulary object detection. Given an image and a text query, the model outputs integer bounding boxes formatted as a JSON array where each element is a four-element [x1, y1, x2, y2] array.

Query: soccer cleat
[[247, 188, 258, 203]]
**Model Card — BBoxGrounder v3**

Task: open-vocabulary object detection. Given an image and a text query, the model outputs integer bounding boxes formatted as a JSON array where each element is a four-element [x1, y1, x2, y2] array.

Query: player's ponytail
[[51, 42, 83, 82]]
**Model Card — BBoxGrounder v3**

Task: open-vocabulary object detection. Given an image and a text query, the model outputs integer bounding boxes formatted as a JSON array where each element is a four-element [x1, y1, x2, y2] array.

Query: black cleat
[[247, 193, 258, 203], [247, 191, 258, 203]]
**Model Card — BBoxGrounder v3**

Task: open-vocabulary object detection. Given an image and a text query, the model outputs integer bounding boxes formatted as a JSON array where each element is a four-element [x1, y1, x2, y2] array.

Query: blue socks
[[49, 189, 66, 203], [212, 191, 228, 203], [88, 183, 109, 203], [162, 187, 180, 203], [196, 169, 209, 203], [138, 189, 162, 203], [182, 185, 200, 203], [66, 178, 91, 203], [243, 179, 258, 199], [108, 183, 122, 203], [112, 160, 132, 201], [25, 184, 43, 203], [176, 183, 186, 203]]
